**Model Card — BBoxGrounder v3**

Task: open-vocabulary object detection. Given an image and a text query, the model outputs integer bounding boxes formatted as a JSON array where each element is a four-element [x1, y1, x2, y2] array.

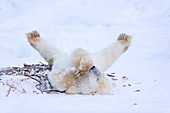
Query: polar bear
[[26, 31, 131, 94]]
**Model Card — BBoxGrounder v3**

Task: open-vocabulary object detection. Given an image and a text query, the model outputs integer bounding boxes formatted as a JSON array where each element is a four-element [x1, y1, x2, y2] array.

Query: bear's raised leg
[[26, 31, 66, 65], [92, 33, 132, 71]]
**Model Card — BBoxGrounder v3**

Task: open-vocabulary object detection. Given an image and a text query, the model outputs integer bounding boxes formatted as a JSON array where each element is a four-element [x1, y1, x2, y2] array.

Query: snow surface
[[0, 0, 170, 113]]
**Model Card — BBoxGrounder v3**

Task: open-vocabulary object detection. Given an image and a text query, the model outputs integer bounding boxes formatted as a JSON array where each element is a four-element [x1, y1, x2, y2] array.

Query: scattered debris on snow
[[0, 63, 120, 96]]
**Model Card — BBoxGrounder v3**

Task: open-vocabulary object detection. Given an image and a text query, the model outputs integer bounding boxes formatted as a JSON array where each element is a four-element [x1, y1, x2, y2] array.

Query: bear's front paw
[[26, 30, 41, 42], [117, 33, 132, 52], [26, 30, 41, 47], [118, 33, 132, 42]]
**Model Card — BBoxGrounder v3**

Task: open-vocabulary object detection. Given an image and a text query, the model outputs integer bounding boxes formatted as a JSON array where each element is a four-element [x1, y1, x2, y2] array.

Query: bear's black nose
[[89, 66, 97, 74], [90, 66, 96, 71], [89, 66, 101, 77]]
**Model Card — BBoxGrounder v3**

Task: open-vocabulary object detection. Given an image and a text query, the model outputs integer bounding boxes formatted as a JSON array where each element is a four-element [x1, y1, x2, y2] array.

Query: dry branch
[[6, 88, 11, 97]]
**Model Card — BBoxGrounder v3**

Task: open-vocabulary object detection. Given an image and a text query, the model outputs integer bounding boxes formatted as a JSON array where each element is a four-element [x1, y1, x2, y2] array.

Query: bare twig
[[134, 90, 140, 92], [23, 74, 41, 84], [42, 89, 66, 94], [6, 88, 11, 97]]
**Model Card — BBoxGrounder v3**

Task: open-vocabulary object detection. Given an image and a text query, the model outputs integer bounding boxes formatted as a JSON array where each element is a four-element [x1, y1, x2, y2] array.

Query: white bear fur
[[26, 31, 131, 94]]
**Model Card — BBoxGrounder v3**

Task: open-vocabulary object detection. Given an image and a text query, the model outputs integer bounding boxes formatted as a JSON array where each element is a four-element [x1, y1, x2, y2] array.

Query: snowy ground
[[0, 0, 170, 113]]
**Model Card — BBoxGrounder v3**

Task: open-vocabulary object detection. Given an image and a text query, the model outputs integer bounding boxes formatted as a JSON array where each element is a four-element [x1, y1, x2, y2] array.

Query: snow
[[0, 0, 170, 113]]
